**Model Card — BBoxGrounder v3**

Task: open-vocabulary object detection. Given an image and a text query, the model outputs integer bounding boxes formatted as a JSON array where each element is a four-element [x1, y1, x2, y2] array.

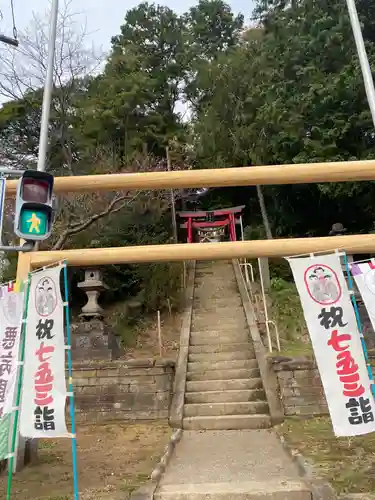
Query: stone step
[[193, 296, 241, 305], [184, 401, 269, 417], [195, 263, 233, 270], [187, 359, 258, 373], [194, 272, 236, 280], [193, 300, 243, 315], [191, 327, 247, 336], [188, 350, 254, 362], [194, 281, 237, 288], [190, 333, 249, 345], [196, 263, 233, 268], [192, 312, 246, 323], [195, 266, 233, 273], [185, 389, 266, 404], [195, 291, 238, 296], [191, 319, 248, 330], [191, 319, 246, 329], [193, 296, 241, 304], [155, 481, 311, 500], [191, 325, 247, 334], [196, 262, 232, 266], [193, 296, 242, 308], [182, 414, 272, 430], [195, 268, 233, 274], [192, 305, 244, 315], [194, 280, 234, 285], [189, 343, 252, 354], [187, 368, 260, 381], [194, 278, 236, 284], [194, 289, 238, 296], [193, 287, 239, 294], [186, 378, 263, 393], [196, 260, 232, 266]]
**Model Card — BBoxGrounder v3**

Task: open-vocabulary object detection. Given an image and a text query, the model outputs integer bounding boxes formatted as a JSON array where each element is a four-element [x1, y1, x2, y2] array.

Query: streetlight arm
[[0, 34, 19, 47]]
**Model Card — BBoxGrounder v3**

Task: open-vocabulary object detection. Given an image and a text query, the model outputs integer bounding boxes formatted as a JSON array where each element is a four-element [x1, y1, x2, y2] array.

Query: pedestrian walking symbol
[[27, 213, 41, 233], [20, 209, 48, 236]]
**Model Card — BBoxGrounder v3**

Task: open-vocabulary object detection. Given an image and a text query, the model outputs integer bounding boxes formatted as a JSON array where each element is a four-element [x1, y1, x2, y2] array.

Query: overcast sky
[[0, 0, 255, 53]]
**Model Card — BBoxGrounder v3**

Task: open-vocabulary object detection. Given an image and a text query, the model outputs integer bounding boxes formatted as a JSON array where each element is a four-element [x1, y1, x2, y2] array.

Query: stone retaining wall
[[72, 358, 175, 423], [271, 358, 328, 417]]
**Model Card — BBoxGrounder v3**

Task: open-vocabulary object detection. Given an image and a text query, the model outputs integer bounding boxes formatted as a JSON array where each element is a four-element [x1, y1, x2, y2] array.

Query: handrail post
[[257, 258, 281, 353]]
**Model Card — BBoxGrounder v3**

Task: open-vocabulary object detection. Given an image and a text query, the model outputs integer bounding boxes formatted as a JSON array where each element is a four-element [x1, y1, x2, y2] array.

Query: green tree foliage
[[88, 2, 187, 159], [193, 0, 375, 236], [185, 0, 244, 61], [184, 0, 244, 112]]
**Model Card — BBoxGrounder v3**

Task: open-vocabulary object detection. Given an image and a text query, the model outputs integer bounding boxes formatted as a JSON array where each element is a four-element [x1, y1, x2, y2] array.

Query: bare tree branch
[[0, 0, 105, 174], [0, 0, 104, 101], [52, 192, 139, 250]]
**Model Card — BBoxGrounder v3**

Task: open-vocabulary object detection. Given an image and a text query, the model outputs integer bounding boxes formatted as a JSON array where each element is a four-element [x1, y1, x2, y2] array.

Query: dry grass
[[278, 417, 375, 494], [119, 312, 182, 361], [104, 300, 182, 362], [0, 421, 171, 500], [268, 277, 312, 357]]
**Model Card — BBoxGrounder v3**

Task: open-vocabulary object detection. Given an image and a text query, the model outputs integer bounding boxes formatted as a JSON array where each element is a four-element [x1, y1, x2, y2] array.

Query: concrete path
[[155, 430, 312, 499]]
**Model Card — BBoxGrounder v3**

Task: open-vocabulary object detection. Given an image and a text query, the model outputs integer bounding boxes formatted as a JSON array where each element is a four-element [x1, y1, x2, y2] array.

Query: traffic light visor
[[21, 178, 49, 203]]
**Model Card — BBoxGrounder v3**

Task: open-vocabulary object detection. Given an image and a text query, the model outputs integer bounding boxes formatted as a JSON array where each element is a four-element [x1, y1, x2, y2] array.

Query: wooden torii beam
[[13, 158, 375, 281], [26, 234, 375, 268], [6, 159, 375, 194]]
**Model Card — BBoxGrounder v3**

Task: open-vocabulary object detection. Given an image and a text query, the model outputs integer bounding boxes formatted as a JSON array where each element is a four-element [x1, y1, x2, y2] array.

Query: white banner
[[288, 253, 375, 437], [20, 265, 70, 438], [0, 284, 23, 420], [350, 261, 375, 334]]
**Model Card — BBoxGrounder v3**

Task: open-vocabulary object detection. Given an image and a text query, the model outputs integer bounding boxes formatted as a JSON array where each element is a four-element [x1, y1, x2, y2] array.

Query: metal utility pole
[[37, 0, 59, 172], [14, 0, 59, 473], [346, 0, 375, 126], [166, 147, 178, 243]]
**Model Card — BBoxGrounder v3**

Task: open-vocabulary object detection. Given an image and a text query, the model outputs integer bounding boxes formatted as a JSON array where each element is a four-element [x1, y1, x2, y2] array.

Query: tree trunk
[[256, 185, 272, 239], [166, 146, 178, 243], [256, 185, 271, 290]]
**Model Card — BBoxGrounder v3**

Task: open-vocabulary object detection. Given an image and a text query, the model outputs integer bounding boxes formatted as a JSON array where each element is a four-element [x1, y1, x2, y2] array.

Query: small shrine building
[[177, 206, 245, 243]]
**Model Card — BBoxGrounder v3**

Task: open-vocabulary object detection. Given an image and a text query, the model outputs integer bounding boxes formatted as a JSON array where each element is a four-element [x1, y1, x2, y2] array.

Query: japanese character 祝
[[36, 319, 55, 340], [318, 307, 347, 329]]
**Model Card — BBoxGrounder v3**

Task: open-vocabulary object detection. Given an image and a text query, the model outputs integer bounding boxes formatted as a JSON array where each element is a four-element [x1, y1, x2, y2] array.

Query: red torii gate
[[177, 206, 245, 243]]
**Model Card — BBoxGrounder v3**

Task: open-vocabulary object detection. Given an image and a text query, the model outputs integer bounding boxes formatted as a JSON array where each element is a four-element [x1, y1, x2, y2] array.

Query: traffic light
[[14, 170, 55, 241]]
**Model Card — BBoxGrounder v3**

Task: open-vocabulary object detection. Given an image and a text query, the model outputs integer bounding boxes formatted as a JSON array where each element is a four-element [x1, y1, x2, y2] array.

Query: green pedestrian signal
[[14, 170, 55, 242], [19, 209, 48, 237]]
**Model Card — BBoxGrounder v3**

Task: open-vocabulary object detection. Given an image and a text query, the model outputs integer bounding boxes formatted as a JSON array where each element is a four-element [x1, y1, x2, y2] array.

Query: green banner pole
[[6, 274, 31, 500]]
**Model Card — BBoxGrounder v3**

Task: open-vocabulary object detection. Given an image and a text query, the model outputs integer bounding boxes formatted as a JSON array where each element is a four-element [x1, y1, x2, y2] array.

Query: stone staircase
[[183, 260, 271, 430], [155, 260, 312, 500]]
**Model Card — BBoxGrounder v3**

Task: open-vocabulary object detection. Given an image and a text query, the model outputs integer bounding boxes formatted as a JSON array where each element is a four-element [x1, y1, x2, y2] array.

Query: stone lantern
[[78, 269, 107, 319], [71, 269, 121, 360]]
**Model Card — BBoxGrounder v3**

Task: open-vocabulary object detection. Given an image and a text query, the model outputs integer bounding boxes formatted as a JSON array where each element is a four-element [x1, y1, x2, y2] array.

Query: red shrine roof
[[177, 205, 245, 218]]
